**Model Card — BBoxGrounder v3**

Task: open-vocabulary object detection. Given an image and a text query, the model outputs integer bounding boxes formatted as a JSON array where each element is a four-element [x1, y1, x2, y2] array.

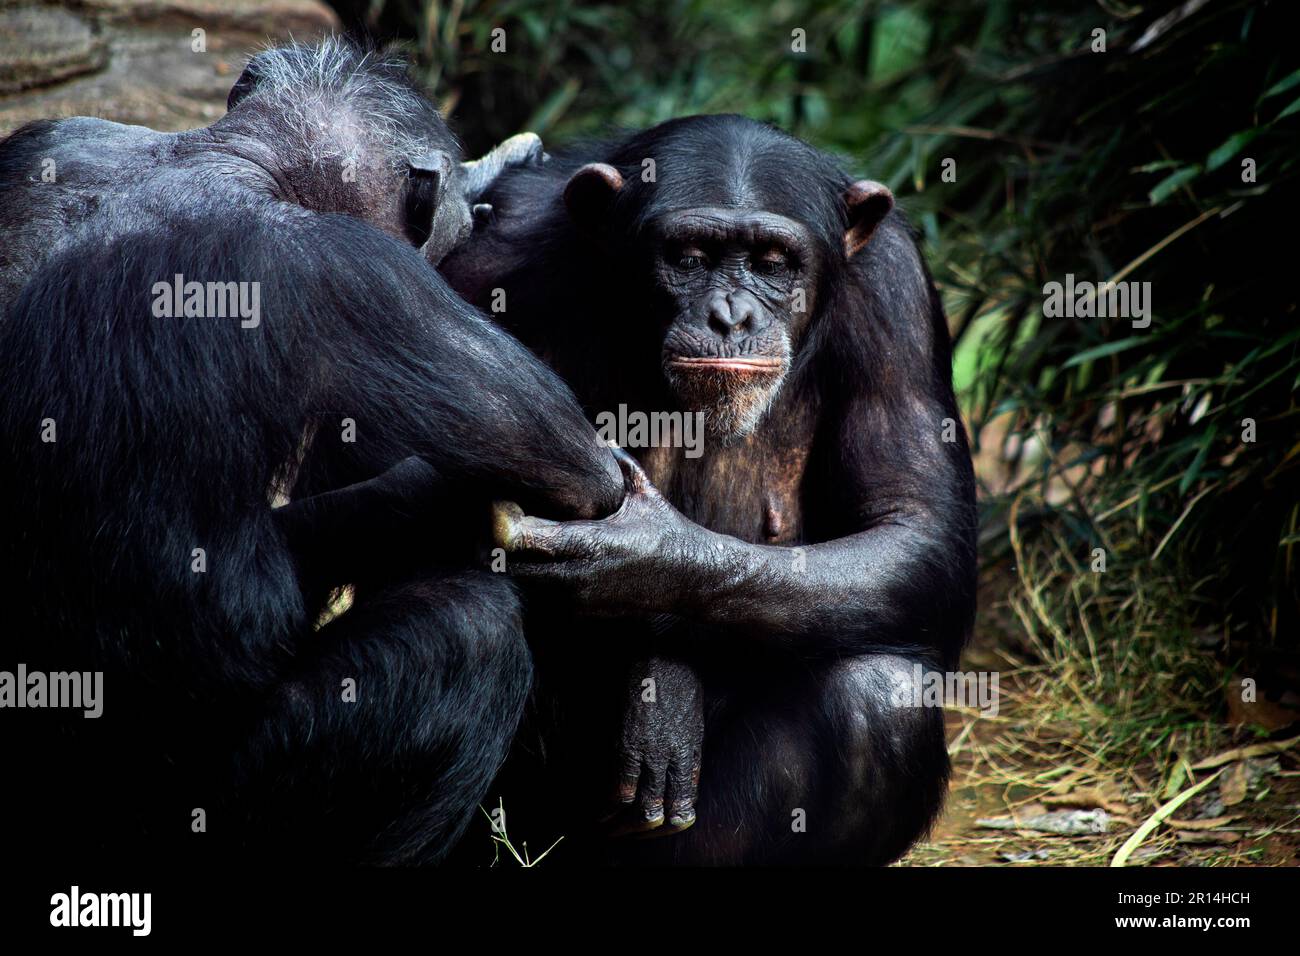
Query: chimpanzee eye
[[676, 247, 707, 272], [754, 255, 788, 277]]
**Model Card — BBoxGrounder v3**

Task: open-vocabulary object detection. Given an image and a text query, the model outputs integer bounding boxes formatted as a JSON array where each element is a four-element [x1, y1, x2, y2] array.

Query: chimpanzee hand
[[491, 448, 709, 616], [606, 656, 704, 835], [461, 132, 546, 204]]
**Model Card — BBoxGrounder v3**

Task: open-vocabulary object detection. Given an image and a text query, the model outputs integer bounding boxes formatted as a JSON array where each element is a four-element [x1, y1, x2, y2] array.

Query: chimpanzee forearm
[[672, 521, 972, 659], [499, 453, 974, 661]]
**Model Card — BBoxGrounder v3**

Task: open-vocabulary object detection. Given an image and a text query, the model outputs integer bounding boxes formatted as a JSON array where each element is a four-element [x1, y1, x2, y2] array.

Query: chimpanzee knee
[[806, 654, 950, 865], [230, 570, 533, 865]]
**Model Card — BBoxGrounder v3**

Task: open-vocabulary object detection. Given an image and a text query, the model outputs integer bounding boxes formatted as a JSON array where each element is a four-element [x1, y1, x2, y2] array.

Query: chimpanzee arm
[[685, 383, 977, 658], [498, 437, 974, 661]]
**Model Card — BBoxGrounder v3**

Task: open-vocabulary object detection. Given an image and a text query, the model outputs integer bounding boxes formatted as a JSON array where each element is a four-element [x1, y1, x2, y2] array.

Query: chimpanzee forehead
[[650, 207, 815, 254], [616, 115, 847, 247]]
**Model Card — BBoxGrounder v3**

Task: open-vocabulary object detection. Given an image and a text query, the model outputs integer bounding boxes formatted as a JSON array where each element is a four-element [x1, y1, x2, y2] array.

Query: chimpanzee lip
[[667, 356, 784, 372]]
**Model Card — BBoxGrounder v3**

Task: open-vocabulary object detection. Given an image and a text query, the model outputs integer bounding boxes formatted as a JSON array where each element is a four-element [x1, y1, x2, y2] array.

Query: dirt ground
[[900, 672, 1300, 868]]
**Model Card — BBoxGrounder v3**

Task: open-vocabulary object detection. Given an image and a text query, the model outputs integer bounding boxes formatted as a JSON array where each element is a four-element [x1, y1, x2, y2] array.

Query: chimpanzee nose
[[707, 292, 756, 336]]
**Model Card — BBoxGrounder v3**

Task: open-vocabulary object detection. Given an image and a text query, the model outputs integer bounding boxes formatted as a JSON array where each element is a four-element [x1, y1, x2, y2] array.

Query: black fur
[[442, 115, 977, 864], [0, 42, 622, 864]]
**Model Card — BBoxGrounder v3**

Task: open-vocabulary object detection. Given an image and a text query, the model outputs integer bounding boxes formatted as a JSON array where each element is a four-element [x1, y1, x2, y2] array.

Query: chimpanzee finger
[[635, 757, 667, 827], [599, 750, 644, 825], [491, 501, 597, 559], [490, 500, 526, 550], [606, 764, 667, 836], [610, 446, 655, 496], [661, 752, 700, 833], [615, 750, 641, 805]]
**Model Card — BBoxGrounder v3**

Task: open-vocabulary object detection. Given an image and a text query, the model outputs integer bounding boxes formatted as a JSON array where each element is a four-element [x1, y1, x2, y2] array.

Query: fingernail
[[668, 809, 696, 828], [491, 501, 524, 550]]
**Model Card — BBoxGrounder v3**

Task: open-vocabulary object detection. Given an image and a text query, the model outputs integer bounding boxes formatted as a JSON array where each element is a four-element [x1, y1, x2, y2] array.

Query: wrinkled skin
[[608, 656, 704, 834], [495, 449, 699, 616]]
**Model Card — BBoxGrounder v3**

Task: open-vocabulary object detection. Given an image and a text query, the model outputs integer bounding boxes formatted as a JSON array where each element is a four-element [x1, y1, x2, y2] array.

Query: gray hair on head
[[228, 36, 455, 172]]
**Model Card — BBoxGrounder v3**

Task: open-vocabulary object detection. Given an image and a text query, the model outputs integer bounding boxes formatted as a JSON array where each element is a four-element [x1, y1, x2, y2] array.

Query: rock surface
[[0, 0, 338, 135]]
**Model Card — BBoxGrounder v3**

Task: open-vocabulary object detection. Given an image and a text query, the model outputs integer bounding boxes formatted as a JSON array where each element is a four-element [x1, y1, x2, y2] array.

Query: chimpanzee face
[[648, 206, 821, 438], [564, 161, 893, 440]]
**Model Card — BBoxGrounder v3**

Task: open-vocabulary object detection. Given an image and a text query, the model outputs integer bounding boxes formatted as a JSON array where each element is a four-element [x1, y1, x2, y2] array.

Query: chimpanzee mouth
[[663, 357, 788, 440], [666, 356, 784, 374]]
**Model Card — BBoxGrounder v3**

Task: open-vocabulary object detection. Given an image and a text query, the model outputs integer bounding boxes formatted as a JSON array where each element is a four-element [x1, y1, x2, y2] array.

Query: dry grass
[[900, 513, 1300, 868]]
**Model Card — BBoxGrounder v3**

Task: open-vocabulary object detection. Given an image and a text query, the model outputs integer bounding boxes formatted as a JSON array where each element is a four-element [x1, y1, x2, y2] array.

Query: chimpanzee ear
[[844, 180, 894, 258], [227, 57, 265, 111], [564, 163, 625, 232], [404, 149, 456, 246], [408, 149, 455, 209], [409, 149, 455, 187]]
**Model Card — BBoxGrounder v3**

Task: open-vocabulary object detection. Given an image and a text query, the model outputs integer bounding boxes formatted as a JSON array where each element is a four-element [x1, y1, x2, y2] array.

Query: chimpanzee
[[0, 40, 623, 864], [441, 115, 978, 865]]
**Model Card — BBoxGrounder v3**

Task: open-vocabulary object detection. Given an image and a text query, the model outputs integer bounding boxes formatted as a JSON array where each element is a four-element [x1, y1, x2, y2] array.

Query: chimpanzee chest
[[637, 436, 809, 545]]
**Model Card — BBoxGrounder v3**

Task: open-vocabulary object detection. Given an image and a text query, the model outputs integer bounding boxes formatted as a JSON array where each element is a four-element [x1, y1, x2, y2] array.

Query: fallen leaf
[[1226, 681, 1299, 731], [1167, 815, 1238, 830], [1190, 734, 1300, 770], [1220, 762, 1249, 807], [1162, 762, 1189, 801], [1043, 784, 1129, 815]]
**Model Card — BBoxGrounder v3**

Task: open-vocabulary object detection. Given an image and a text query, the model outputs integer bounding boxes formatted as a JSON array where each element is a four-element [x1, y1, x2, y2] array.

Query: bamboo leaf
[[1206, 130, 1259, 171], [1261, 67, 1300, 100], [1148, 165, 1201, 204], [1062, 337, 1149, 369]]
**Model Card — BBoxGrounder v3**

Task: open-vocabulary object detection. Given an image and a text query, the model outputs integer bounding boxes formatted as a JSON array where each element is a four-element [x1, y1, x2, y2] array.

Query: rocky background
[[0, 0, 337, 136]]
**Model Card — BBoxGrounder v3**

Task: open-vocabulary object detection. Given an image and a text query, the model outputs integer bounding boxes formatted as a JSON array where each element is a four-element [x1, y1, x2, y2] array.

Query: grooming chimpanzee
[[0, 40, 623, 864], [442, 115, 978, 865]]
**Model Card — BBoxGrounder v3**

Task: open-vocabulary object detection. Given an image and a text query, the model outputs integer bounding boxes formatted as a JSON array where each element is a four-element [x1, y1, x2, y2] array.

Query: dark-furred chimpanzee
[[0, 40, 623, 864], [441, 115, 978, 865]]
